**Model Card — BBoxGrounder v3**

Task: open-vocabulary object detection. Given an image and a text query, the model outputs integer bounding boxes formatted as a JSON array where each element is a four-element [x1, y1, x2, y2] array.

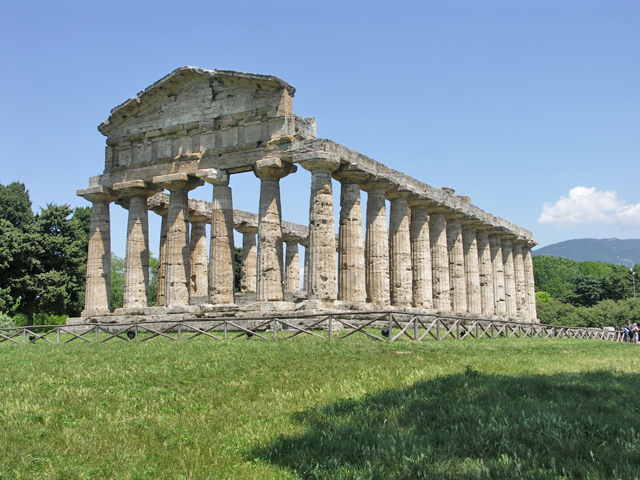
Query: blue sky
[[1, 0, 638, 258]]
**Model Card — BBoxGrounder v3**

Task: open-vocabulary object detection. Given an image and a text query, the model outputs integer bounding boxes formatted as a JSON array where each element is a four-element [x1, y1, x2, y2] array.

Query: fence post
[[135, 323, 139, 341], [224, 321, 227, 340], [388, 313, 393, 342], [328, 315, 333, 340], [414, 316, 419, 341], [437, 319, 441, 341], [22, 328, 26, 344], [57, 327, 60, 344], [95, 325, 99, 343], [273, 318, 278, 340], [177, 323, 180, 341], [456, 321, 460, 340]]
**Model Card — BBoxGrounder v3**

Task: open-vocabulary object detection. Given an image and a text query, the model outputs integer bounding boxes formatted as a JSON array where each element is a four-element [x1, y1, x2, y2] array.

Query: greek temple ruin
[[72, 66, 538, 325]]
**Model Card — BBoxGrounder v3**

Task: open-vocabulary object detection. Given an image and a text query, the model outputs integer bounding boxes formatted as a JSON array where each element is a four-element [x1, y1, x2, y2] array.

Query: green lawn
[[1, 334, 639, 479]]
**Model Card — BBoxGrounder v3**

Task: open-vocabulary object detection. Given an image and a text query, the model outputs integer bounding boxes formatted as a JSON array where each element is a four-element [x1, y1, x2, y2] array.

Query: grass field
[[1, 334, 640, 479]]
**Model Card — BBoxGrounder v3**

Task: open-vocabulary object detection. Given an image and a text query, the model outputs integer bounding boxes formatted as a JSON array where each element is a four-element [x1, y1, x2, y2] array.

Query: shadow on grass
[[253, 368, 640, 479]]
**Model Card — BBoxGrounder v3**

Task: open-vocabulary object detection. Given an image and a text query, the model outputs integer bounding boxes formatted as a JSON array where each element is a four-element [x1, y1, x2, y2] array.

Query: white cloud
[[539, 187, 640, 228]]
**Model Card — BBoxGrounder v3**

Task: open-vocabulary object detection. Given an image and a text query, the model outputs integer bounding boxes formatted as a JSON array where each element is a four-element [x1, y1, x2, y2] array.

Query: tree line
[[533, 255, 640, 329]]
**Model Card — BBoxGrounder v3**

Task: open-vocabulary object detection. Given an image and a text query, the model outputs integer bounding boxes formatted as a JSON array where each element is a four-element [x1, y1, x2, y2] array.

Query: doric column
[[296, 152, 340, 301], [77, 186, 117, 314], [189, 214, 209, 305], [408, 200, 433, 309], [502, 237, 517, 317], [149, 203, 169, 307], [334, 169, 367, 303], [113, 180, 161, 309], [462, 222, 482, 314], [363, 181, 391, 305], [512, 240, 527, 318], [196, 168, 235, 305], [253, 158, 296, 301], [446, 215, 467, 312], [152, 173, 203, 308], [283, 234, 302, 292], [523, 242, 538, 322], [489, 233, 507, 316], [428, 209, 451, 311], [299, 237, 310, 294], [236, 224, 258, 293], [476, 228, 495, 315], [387, 191, 412, 307]]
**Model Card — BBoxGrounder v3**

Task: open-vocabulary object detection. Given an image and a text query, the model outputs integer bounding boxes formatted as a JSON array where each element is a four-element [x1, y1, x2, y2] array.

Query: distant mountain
[[532, 238, 640, 266]]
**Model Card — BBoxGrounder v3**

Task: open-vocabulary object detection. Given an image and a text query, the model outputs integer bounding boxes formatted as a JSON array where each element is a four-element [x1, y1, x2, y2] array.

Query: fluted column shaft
[[523, 246, 538, 322], [476, 230, 495, 315], [513, 242, 527, 318], [209, 183, 235, 304], [156, 212, 168, 306], [336, 174, 366, 303], [388, 194, 412, 306], [502, 238, 517, 317], [429, 212, 451, 311], [123, 195, 151, 308], [490, 234, 507, 316], [238, 225, 258, 293], [302, 156, 339, 301], [189, 221, 208, 304], [153, 174, 203, 308], [284, 238, 301, 292], [80, 187, 116, 313], [462, 224, 482, 314], [409, 203, 433, 309], [447, 217, 467, 312], [365, 185, 390, 305], [254, 159, 296, 302]]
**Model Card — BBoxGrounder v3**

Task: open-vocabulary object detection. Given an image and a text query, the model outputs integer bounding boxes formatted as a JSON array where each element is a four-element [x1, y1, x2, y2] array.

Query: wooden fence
[[0, 311, 624, 346]]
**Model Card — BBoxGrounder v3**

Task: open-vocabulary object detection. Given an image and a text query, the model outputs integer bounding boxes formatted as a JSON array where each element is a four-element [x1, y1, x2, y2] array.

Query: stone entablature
[[76, 66, 538, 325]]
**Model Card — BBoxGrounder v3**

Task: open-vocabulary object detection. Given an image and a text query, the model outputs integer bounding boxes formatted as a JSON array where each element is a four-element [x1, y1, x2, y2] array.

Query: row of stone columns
[[81, 153, 537, 321]]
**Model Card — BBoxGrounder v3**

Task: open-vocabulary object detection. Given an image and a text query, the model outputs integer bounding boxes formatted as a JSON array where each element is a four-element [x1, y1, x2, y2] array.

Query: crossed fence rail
[[0, 311, 623, 346]]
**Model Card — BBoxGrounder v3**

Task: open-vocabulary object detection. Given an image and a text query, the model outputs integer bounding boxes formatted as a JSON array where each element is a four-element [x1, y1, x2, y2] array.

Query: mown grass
[[1, 334, 639, 479]]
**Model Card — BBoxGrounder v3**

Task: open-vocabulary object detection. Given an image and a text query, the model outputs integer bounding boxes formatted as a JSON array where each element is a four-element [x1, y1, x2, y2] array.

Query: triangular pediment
[[98, 66, 296, 139]]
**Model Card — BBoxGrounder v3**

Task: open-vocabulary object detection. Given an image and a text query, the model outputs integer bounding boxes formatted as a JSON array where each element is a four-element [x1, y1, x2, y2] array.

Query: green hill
[[532, 238, 640, 266]]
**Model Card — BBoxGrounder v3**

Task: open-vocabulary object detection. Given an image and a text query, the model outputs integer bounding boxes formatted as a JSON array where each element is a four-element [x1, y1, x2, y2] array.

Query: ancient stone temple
[[74, 66, 538, 324]]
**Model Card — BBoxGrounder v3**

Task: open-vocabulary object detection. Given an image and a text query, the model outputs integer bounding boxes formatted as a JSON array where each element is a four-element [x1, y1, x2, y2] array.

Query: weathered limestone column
[[299, 237, 310, 294], [77, 186, 117, 314], [189, 215, 209, 305], [114, 180, 160, 309], [153, 208, 169, 306], [512, 240, 527, 319], [502, 237, 517, 317], [408, 200, 433, 309], [334, 169, 367, 303], [253, 158, 296, 302], [428, 209, 451, 311], [523, 242, 538, 322], [196, 168, 235, 305], [446, 215, 467, 312], [296, 152, 340, 301], [363, 181, 391, 305], [387, 191, 412, 307], [476, 228, 495, 315], [283, 234, 301, 292], [236, 224, 258, 293], [489, 233, 507, 316], [152, 173, 203, 308], [462, 222, 482, 314]]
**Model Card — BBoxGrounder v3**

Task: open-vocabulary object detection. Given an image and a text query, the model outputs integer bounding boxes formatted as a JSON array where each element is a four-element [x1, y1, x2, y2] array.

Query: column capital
[[189, 212, 209, 224], [152, 173, 203, 192], [235, 223, 259, 235], [293, 151, 341, 173], [77, 186, 118, 204], [460, 216, 481, 226], [254, 157, 297, 180], [333, 166, 369, 184], [113, 180, 162, 208], [385, 189, 412, 201], [362, 179, 392, 193], [298, 237, 310, 248], [195, 167, 229, 186], [283, 233, 303, 244]]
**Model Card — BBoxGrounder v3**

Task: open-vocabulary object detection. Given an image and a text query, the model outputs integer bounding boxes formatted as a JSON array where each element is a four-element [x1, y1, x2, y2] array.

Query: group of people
[[622, 322, 639, 343]]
